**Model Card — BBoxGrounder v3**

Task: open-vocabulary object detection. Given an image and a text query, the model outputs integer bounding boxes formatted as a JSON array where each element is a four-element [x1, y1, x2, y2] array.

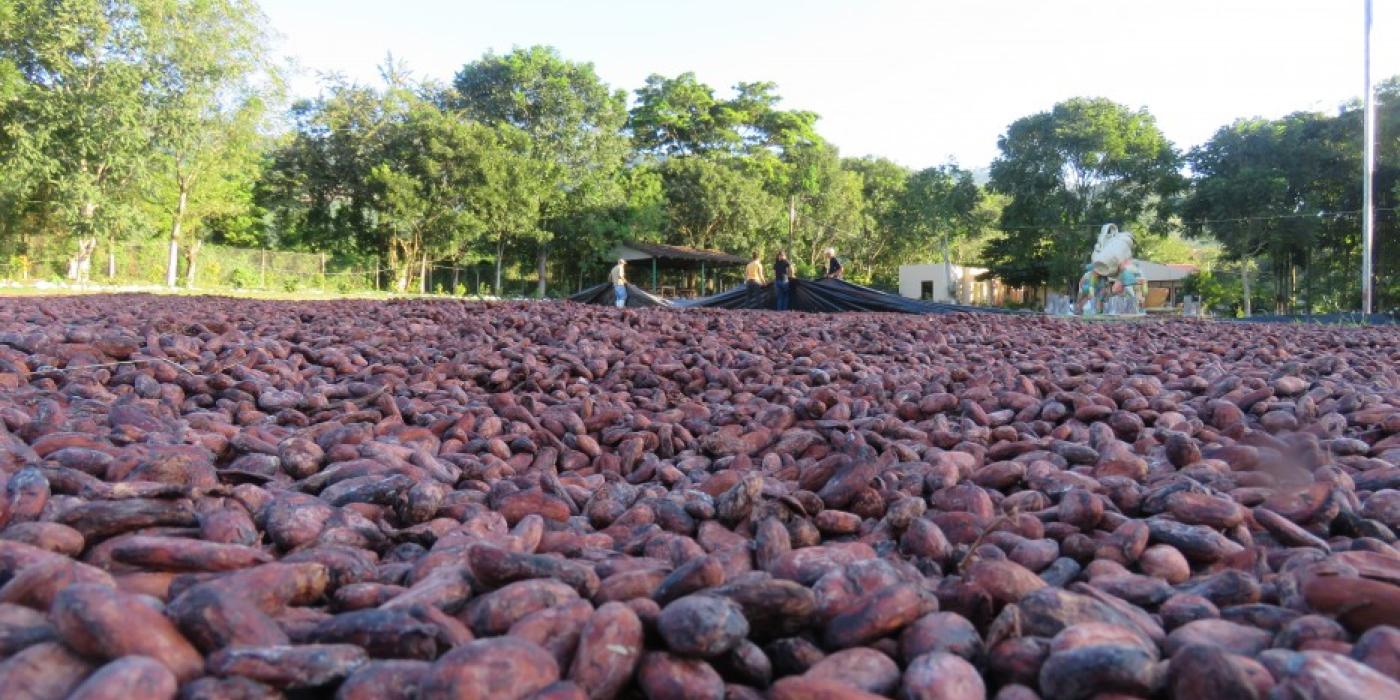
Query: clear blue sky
[[259, 0, 1398, 170]]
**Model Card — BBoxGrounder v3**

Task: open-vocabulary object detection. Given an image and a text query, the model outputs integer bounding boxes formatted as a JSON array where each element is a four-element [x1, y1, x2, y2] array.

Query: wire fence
[[0, 237, 575, 297], [1, 238, 355, 292]]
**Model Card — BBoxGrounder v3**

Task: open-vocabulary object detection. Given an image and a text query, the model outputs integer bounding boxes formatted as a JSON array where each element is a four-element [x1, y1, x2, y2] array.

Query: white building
[[898, 263, 1006, 305], [899, 260, 1198, 309]]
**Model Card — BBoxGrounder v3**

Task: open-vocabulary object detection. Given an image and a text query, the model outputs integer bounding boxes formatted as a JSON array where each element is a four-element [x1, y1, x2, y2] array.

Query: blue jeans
[[775, 279, 790, 310], [614, 284, 627, 308]]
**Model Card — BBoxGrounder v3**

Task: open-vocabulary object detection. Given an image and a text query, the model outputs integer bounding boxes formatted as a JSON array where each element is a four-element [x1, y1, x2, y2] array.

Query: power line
[[987, 208, 1397, 233]]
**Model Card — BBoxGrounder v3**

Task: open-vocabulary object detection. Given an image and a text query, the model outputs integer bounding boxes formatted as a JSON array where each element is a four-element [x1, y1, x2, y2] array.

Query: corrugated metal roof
[[1137, 260, 1197, 282], [611, 241, 747, 265]]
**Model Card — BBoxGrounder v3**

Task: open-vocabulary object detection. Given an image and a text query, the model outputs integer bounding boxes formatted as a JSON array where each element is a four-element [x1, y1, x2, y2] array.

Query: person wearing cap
[[773, 250, 792, 311], [823, 248, 843, 279], [744, 252, 766, 306], [608, 258, 627, 308]]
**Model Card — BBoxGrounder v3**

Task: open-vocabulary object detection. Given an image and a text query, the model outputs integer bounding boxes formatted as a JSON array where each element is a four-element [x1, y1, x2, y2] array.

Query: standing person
[[823, 247, 844, 279], [773, 250, 792, 311], [744, 252, 766, 306], [609, 258, 628, 308]]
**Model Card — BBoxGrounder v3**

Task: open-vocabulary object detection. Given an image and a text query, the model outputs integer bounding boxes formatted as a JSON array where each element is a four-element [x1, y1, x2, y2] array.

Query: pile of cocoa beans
[[0, 294, 1398, 700]]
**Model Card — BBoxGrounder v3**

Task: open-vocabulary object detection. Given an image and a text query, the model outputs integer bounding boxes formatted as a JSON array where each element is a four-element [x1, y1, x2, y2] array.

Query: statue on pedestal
[[1076, 224, 1146, 316]]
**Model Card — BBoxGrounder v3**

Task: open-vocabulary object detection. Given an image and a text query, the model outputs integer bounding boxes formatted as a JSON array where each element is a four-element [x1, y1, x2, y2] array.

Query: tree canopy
[[0, 3, 1394, 312], [986, 98, 1184, 288]]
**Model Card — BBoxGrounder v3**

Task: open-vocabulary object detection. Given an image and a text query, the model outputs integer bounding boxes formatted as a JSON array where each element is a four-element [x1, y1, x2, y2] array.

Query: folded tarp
[[569, 282, 673, 308], [676, 277, 1017, 315]]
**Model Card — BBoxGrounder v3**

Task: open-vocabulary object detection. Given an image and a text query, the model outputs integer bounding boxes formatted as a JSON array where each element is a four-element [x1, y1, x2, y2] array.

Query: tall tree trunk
[[494, 238, 505, 296], [1304, 249, 1312, 318], [1241, 258, 1252, 318], [107, 233, 116, 279], [184, 239, 201, 288], [536, 245, 548, 298], [940, 228, 952, 303], [787, 195, 797, 254], [452, 264, 460, 294], [165, 187, 188, 288], [420, 254, 428, 294]]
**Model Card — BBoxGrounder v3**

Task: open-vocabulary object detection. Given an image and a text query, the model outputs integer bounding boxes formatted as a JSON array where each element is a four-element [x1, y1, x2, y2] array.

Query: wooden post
[[701, 262, 707, 294], [260, 249, 267, 289], [319, 253, 326, 289], [651, 257, 658, 291], [420, 255, 428, 294]]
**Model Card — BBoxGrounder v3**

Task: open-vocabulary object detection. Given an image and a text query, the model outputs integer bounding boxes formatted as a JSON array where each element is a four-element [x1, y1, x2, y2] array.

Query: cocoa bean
[[0, 640, 94, 699], [568, 602, 643, 699], [419, 637, 559, 700], [904, 651, 987, 700], [804, 647, 899, 694], [463, 578, 579, 636], [900, 611, 984, 664], [51, 583, 204, 682], [66, 656, 178, 700], [206, 643, 368, 689], [637, 651, 725, 700], [824, 582, 929, 649], [337, 659, 432, 700], [769, 676, 888, 700], [658, 594, 748, 657]]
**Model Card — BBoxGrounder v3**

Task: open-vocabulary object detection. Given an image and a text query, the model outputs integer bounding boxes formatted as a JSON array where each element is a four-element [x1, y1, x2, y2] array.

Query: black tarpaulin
[[569, 282, 673, 308], [676, 278, 1016, 315]]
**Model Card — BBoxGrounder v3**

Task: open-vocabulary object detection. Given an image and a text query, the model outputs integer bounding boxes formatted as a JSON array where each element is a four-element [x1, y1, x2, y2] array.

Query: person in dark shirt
[[824, 247, 843, 279], [773, 251, 792, 311]]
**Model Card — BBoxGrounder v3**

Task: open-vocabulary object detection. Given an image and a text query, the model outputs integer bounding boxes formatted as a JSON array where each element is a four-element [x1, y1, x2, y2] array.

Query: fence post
[[320, 253, 326, 290], [260, 249, 267, 289]]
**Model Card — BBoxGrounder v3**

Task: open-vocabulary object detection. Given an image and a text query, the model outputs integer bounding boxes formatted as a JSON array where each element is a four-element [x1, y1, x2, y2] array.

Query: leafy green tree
[[142, 0, 275, 287], [1185, 111, 1361, 314], [0, 0, 155, 271], [658, 155, 781, 254], [454, 46, 628, 296], [460, 123, 547, 295], [987, 97, 1183, 289], [841, 156, 909, 282], [899, 165, 982, 291], [629, 72, 739, 156]]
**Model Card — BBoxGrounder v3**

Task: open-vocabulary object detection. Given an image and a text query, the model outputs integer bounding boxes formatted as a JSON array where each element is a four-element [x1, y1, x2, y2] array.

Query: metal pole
[[1362, 0, 1376, 314], [652, 257, 658, 291]]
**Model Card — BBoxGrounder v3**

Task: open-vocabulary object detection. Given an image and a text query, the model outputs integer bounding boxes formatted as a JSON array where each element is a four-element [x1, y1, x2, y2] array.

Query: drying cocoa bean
[[0, 293, 1393, 699]]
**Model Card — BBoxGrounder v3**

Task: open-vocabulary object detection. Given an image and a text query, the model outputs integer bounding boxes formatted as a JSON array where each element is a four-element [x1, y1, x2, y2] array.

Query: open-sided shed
[[1136, 260, 1197, 308], [608, 241, 747, 297]]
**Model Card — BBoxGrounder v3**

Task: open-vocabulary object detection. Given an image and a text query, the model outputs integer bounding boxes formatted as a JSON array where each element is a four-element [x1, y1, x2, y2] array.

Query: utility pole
[[787, 195, 797, 255], [1362, 0, 1376, 315]]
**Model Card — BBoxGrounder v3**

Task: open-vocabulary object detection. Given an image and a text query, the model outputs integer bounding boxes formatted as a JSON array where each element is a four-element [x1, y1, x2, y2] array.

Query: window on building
[[920, 280, 933, 300]]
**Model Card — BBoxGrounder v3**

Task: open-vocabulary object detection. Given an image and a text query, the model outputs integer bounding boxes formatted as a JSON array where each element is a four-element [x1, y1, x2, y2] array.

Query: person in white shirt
[[608, 259, 627, 308]]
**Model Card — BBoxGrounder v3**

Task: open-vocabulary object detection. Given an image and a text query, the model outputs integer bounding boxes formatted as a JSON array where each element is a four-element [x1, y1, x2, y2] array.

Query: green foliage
[[0, 0, 156, 245], [986, 97, 1184, 289], [228, 267, 257, 289], [453, 46, 629, 295], [658, 156, 781, 253], [2, 12, 1395, 310], [1136, 232, 1214, 265], [1183, 83, 1400, 313]]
